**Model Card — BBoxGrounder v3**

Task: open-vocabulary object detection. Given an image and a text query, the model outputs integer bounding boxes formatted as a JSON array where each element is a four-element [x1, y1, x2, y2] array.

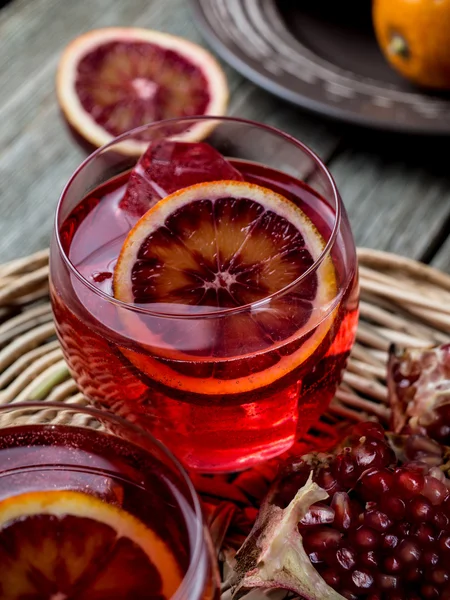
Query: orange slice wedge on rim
[[0, 490, 182, 599], [114, 180, 338, 396]]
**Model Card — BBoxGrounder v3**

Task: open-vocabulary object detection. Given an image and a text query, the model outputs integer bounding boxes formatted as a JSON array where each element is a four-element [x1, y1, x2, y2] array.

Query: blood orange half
[[114, 180, 338, 396], [56, 28, 228, 155], [0, 490, 182, 599]]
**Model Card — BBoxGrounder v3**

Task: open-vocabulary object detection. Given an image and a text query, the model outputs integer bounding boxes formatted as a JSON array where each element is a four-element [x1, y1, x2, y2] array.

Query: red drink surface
[[51, 159, 358, 472], [0, 423, 218, 598]]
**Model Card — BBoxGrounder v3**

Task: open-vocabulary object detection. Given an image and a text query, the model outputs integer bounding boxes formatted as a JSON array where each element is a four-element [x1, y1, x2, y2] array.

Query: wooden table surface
[[0, 0, 449, 273]]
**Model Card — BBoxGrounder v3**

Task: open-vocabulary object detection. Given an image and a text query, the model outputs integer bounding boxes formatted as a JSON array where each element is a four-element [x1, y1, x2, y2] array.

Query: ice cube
[[119, 141, 243, 217]]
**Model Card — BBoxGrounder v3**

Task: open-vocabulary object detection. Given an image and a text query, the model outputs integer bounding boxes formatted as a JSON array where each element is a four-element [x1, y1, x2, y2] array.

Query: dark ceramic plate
[[190, 0, 450, 134]]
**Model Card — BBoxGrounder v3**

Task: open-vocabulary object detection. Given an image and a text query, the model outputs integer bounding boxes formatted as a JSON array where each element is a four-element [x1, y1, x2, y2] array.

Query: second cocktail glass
[[50, 117, 359, 472]]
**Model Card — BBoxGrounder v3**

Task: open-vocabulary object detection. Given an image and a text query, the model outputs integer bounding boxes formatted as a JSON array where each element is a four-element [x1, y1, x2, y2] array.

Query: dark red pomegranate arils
[[230, 421, 450, 600], [119, 140, 243, 217]]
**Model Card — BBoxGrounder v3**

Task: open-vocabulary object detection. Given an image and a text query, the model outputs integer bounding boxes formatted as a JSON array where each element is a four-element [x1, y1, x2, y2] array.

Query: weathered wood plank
[[328, 131, 450, 265]]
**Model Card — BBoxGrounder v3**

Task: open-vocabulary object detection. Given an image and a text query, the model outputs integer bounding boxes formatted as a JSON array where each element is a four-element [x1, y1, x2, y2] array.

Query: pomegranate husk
[[230, 474, 345, 600], [388, 343, 450, 434], [386, 431, 449, 467]]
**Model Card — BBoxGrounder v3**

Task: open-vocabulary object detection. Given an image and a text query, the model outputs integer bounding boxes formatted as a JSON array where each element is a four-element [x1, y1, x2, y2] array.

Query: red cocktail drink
[[50, 117, 359, 472], [0, 402, 218, 598]]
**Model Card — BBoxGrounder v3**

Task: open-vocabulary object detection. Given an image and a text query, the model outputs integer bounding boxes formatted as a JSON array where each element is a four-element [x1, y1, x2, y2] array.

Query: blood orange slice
[[0, 490, 182, 599], [113, 181, 338, 396], [56, 28, 228, 154]]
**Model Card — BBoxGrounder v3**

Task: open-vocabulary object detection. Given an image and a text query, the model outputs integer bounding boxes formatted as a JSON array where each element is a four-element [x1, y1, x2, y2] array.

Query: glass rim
[[0, 401, 207, 600], [55, 115, 342, 319]]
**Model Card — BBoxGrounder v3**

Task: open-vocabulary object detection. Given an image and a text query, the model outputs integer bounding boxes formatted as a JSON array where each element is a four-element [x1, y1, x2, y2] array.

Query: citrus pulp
[[57, 28, 228, 154], [0, 490, 182, 599], [113, 180, 337, 395]]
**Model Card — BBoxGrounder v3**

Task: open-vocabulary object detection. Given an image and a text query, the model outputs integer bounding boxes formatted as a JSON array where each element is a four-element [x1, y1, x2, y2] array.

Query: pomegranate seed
[[433, 509, 449, 529], [364, 509, 392, 532], [421, 550, 440, 568], [352, 437, 394, 470], [440, 533, 450, 552], [350, 526, 380, 549], [303, 527, 342, 552], [380, 496, 406, 520], [393, 468, 424, 499], [300, 503, 335, 526], [382, 534, 399, 550], [350, 568, 374, 591], [421, 584, 440, 599], [443, 497, 450, 518], [360, 468, 393, 499], [395, 537, 421, 565], [404, 566, 421, 582], [412, 522, 435, 544], [407, 494, 433, 521], [321, 568, 340, 587], [332, 451, 357, 486], [377, 573, 399, 590], [393, 521, 410, 537], [272, 465, 310, 508], [422, 475, 449, 505], [353, 421, 386, 440], [315, 469, 340, 495], [428, 422, 450, 443], [441, 586, 450, 600], [384, 555, 401, 573], [335, 547, 356, 571], [431, 567, 450, 585], [340, 591, 357, 600], [308, 551, 322, 564], [359, 550, 379, 568], [331, 492, 354, 531], [427, 406, 450, 443]]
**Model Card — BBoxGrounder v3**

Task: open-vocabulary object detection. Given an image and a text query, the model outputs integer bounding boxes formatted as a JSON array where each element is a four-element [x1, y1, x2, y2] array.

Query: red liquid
[[51, 160, 359, 472], [0, 424, 218, 598]]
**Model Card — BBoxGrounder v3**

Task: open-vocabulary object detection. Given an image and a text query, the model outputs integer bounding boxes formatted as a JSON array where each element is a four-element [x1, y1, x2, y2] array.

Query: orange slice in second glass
[[0, 490, 182, 599], [114, 180, 338, 396]]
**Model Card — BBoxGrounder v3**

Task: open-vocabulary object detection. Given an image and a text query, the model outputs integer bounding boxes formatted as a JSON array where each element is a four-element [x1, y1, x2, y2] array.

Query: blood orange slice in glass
[[113, 181, 338, 396], [0, 490, 182, 599], [56, 28, 228, 154]]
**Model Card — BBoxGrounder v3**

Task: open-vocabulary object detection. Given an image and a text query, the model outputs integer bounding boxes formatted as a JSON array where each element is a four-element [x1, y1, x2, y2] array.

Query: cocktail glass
[[50, 116, 359, 472], [0, 401, 219, 598]]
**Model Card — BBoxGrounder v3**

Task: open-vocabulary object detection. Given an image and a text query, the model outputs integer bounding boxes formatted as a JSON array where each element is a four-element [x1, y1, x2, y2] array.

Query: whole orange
[[373, 0, 450, 89]]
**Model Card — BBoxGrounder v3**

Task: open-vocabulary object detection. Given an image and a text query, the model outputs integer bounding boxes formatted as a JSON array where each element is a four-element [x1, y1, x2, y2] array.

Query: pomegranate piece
[[119, 140, 243, 216], [388, 343, 450, 444], [229, 421, 450, 600]]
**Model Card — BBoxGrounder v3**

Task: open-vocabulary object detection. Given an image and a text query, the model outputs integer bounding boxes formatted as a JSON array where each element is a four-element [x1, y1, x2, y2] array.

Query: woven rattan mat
[[1, 247, 450, 599]]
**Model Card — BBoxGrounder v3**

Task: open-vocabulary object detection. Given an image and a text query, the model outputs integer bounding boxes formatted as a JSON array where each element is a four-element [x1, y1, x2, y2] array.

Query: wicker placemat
[[1, 247, 450, 598]]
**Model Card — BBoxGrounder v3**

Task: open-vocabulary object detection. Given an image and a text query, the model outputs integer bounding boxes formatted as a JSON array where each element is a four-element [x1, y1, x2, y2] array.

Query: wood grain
[[0, 0, 449, 272], [328, 132, 450, 270]]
